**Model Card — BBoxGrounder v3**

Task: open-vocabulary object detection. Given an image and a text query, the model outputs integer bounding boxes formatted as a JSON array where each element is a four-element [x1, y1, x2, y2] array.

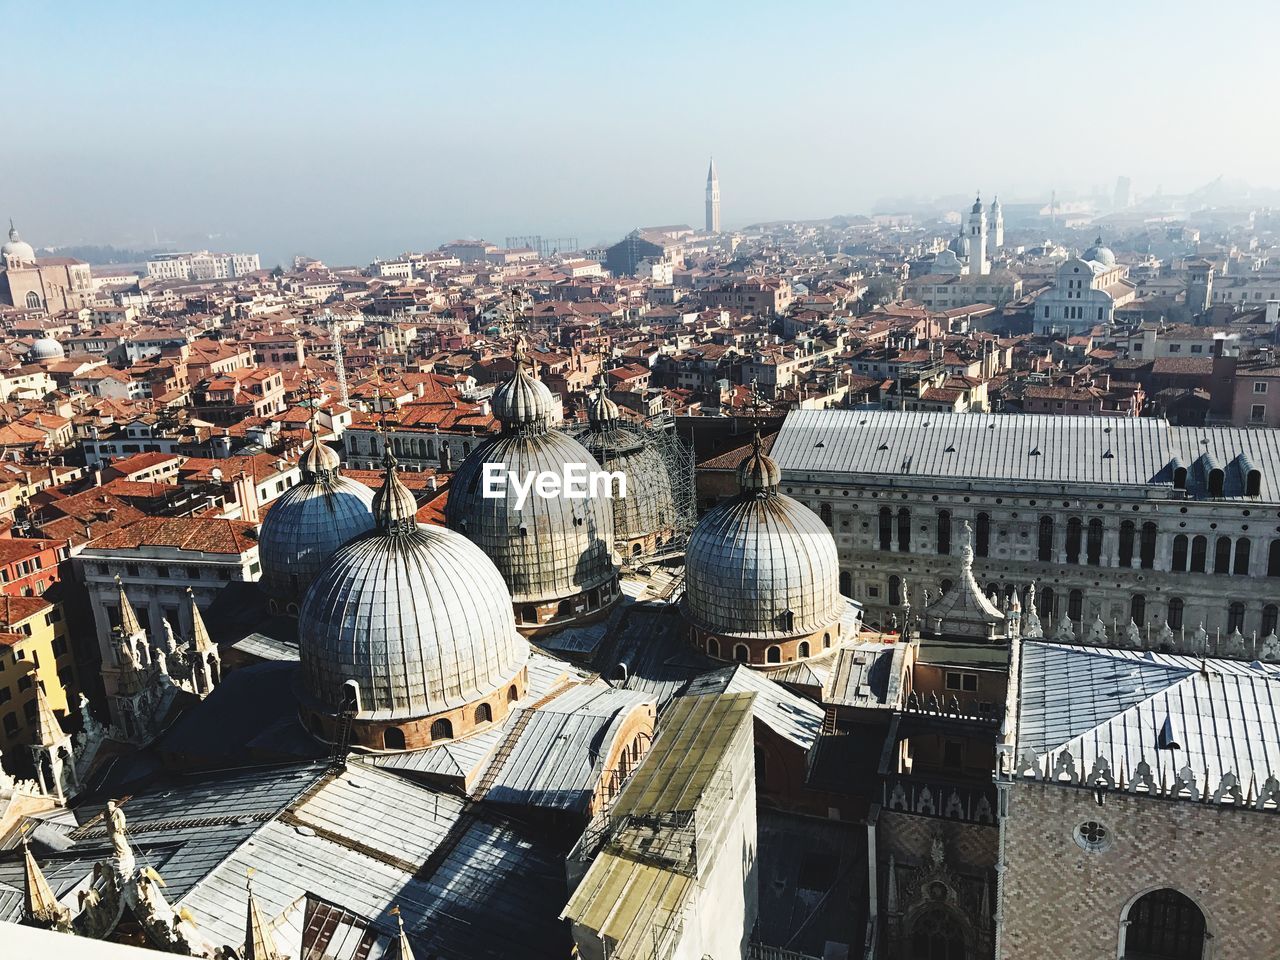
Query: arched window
[[1068, 589, 1083, 621], [937, 510, 952, 555], [1038, 515, 1054, 562], [1173, 466, 1188, 490], [521, 604, 538, 624], [1234, 537, 1251, 575], [1038, 586, 1054, 619], [888, 575, 902, 606], [1130, 594, 1146, 626], [25, 291, 41, 309], [1271, 540, 1280, 577], [1208, 468, 1224, 498], [383, 727, 406, 750], [1086, 518, 1103, 566], [1140, 522, 1157, 569], [797, 640, 810, 658], [1168, 597, 1184, 630], [1065, 517, 1082, 564], [1247, 469, 1262, 497], [839, 571, 851, 595], [475, 703, 493, 725], [507, 684, 519, 702], [1228, 602, 1245, 634], [1120, 888, 1206, 960], [1190, 536, 1207, 573], [1214, 536, 1232, 575], [820, 503, 833, 527], [910, 909, 968, 960], [1172, 534, 1188, 572], [897, 508, 911, 553], [766, 646, 782, 664], [823, 632, 831, 648], [1264, 604, 1279, 636], [734, 644, 749, 663], [557, 598, 573, 617], [939, 578, 953, 596], [430, 718, 454, 741], [879, 507, 892, 550], [975, 512, 990, 558], [1118, 520, 1135, 567], [706, 637, 720, 658]]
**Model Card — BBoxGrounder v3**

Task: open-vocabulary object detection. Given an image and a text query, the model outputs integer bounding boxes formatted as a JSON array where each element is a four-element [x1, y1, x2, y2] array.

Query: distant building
[[145, 251, 260, 281], [705, 157, 721, 233], [1033, 238, 1136, 335], [0, 222, 93, 312]]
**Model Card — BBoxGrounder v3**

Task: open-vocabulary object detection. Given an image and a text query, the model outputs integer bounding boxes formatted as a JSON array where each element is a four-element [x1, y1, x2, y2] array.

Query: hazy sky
[[7, 0, 1279, 265]]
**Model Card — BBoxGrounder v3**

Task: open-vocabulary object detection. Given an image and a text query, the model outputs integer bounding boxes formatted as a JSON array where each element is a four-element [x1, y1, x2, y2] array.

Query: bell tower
[[705, 157, 720, 234]]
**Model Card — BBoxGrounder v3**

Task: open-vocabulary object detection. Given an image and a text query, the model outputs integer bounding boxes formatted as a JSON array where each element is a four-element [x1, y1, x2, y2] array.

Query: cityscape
[[3, 4, 1280, 960]]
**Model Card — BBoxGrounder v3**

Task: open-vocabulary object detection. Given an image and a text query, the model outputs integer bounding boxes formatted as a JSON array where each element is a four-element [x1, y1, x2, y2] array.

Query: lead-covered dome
[[447, 350, 618, 633], [298, 452, 527, 747], [28, 336, 64, 361], [1084, 236, 1116, 267], [2, 222, 35, 263], [683, 434, 843, 663], [259, 433, 375, 609]]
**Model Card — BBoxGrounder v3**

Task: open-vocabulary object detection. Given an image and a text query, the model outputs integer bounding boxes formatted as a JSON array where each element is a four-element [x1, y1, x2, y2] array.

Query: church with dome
[[1033, 233, 1137, 335], [0, 220, 94, 313]]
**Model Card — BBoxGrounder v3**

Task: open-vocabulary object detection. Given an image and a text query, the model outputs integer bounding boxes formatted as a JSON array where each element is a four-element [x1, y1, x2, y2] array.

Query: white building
[[145, 251, 261, 281], [1034, 238, 1136, 335]]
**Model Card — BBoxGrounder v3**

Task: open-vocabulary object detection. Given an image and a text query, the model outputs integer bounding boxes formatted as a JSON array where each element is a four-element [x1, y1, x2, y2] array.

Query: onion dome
[[1083, 236, 1116, 267], [27, 336, 64, 361], [587, 374, 621, 426], [298, 448, 527, 730], [258, 428, 375, 608], [971, 194, 984, 214], [683, 433, 843, 657], [447, 350, 617, 628], [490, 342, 557, 429], [2, 221, 35, 263]]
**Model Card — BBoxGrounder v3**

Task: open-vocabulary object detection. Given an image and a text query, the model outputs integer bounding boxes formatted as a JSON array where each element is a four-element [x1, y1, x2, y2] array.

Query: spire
[[243, 870, 281, 960], [115, 576, 143, 637], [23, 839, 69, 929], [31, 684, 63, 748], [738, 429, 780, 495], [187, 588, 214, 654], [372, 440, 419, 535], [707, 157, 718, 182], [390, 906, 416, 960]]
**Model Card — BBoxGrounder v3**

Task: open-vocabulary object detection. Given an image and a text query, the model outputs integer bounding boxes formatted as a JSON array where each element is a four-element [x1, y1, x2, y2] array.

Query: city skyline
[[7, 0, 1280, 265]]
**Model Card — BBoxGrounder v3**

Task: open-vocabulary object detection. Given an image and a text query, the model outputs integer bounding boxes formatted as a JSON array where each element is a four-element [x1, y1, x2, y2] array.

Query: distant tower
[[968, 193, 989, 276], [990, 195, 1004, 252], [705, 157, 720, 234], [1186, 260, 1215, 317]]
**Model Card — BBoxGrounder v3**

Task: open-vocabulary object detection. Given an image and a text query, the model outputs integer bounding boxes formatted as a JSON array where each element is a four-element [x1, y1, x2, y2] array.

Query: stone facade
[[1002, 779, 1280, 959]]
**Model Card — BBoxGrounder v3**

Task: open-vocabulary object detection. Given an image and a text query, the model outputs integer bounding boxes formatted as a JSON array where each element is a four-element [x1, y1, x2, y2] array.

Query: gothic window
[[1264, 604, 1278, 636], [1130, 594, 1146, 626], [898, 508, 912, 553], [910, 908, 968, 960], [1172, 534, 1188, 572], [25, 291, 41, 309], [1190, 536, 1207, 573], [975, 512, 990, 558], [1107, 519, 1127, 567], [1037, 515, 1054, 562], [1168, 598, 1184, 630], [1214, 536, 1232, 575], [1086, 519, 1103, 566], [430, 718, 454, 741], [937, 510, 952, 555], [1068, 589, 1083, 621], [383, 727, 405, 750], [1140, 522, 1157, 569], [1228, 602, 1245, 634], [879, 507, 892, 550], [1065, 517, 1082, 564], [1121, 888, 1206, 960], [1073, 820, 1109, 852], [1234, 537, 1251, 575]]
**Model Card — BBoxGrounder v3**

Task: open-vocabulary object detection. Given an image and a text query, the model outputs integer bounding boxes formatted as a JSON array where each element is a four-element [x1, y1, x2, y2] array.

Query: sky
[[6, 0, 1279, 266]]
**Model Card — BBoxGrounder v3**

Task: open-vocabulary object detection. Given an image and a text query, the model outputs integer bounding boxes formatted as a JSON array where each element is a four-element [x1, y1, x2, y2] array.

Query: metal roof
[[683, 665, 824, 749], [773, 408, 1280, 499], [824, 643, 905, 710]]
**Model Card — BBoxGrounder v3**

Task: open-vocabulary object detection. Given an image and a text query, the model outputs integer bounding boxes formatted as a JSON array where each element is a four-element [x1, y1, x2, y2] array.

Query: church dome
[[2, 222, 35, 263], [683, 435, 843, 661], [258, 434, 375, 608], [298, 453, 527, 735], [28, 336, 64, 361], [971, 194, 984, 214], [949, 233, 970, 258], [447, 351, 617, 631], [1084, 237, 1116, 267]]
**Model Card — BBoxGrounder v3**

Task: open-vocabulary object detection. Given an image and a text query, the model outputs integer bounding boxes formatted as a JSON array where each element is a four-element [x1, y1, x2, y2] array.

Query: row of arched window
[[380, 685, 518, 750]]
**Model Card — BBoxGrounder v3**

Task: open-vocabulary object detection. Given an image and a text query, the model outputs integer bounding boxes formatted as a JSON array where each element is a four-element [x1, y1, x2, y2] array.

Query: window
[[797, 640, 810, 658], [976, 512, 990, 558], [1140, 522, 1157, 570], [942, 740, 963, 769], [1255, 381, 1269, 394], [1038, 515, 1054, 562], [820, 502, 833, 527], [1214, 536, 1232, 575], [1074, 820, 1110, 852], [1168, 597, 1184, 630], [945, 671, 978, 692], [186, 566, 200, 579], [1069, 589, 1083, 621], [1086, 519, 1103, 566], [2, 712, 16, 736], [888, 575, 902, 607], [766, 646, 781, 664], [1208, 469, 1224, 498], [383, 727, 405, 750], [1190, 536, 1207, 573], [937, 510, 951, 555], [878, 507, 892, 551], [733, 644, 749, 663], [897, 508, 911, 553], [1234, 537, 1251, 575], [1038, 586, 1054, 619], [0, 688, 9, 705], [1228, 602, 1245, 634], [430, 718, 454, 741], [1130, 594, 1146, 625], [1118, 520, 1135, 567], [1121, 888, 1206, 960], [1252, 404, 1266, 422], [25, 291, 41, 309], [1066, 517, 1082, 564], [474, 703, 493, 724]]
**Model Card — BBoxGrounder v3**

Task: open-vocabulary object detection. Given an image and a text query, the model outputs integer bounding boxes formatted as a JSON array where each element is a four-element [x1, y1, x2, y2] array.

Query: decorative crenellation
[[1000, 746, 1280, 813]]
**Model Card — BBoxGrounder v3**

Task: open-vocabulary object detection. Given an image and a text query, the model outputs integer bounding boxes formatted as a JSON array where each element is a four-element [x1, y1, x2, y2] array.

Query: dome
[[971, 194, 984, 214], [1084, 236, 1116, 267], [683, 438, 843, 650], [586, 377, 621, 426], [448, 350, 618, 628], [258, 435, 375, 607], [490, 345, 557, 428], [2, 222, 35, 263], [28, 336, 64, 361], [949, 233, 970, 258], [298, 455, 527, 724]]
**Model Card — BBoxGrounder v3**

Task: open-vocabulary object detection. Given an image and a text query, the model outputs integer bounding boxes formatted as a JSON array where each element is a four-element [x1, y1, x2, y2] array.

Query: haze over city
[[8, 0, 1280, 265]]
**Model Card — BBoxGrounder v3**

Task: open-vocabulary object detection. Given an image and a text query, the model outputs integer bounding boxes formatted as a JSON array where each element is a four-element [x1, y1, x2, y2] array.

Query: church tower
[[990, 195, 1004, 252], [968, 193, 989, 276], [1186, 260, 1215, 318], [705, 158, 720, 234]]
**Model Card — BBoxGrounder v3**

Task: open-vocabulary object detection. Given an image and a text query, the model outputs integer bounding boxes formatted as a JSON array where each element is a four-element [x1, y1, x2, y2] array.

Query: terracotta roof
[[86, 516, 259, 555]]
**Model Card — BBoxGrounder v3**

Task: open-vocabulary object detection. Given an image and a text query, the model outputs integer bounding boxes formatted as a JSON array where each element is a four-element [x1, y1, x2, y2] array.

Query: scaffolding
[[504, 235, 580, 258]]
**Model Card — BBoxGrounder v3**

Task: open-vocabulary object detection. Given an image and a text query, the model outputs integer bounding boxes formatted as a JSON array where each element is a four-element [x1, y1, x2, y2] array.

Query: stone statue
[[107, 800, 131, 865]]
